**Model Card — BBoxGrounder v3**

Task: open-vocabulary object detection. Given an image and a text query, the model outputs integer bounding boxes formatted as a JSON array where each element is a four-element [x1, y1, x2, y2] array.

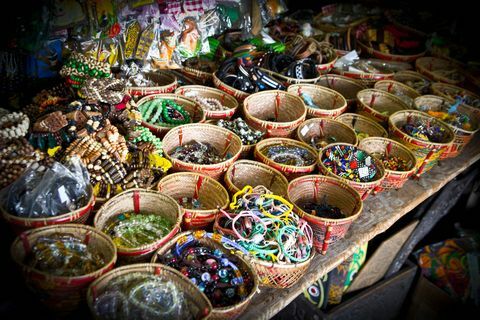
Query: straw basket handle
[[321, 225, 334, 255]]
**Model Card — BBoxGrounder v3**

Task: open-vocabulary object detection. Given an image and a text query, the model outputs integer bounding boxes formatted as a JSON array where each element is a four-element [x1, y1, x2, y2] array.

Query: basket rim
[[296, 117, 359, 146], [335, 112, 389, 137], [125, 71, 177, 92], [224, 159, 289, 191], [394, 70, 431, 81], [260, 67, 321, 84], [174, 85, 239, 113], [357, 88, 411, 119], [374, 80, 421, 99], [415, 57, 464, 84], [356, 38, 426, 61], [317, 73, 367, 87], [287, 83, 348, 112], [254, 138, 318, 171], [212, 72, 251, 99]]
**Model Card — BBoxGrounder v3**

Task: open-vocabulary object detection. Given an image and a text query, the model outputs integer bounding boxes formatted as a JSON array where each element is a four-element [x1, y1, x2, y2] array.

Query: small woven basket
[[388, 110, 455, 177], [287, 175, 363, 254], [332, 67, 394, 87], [335, 113, 388, 141], [157, 172, 229, 230], [175, 85, 238, 120], [287, 84, 348, 118], [213, 72, 250, 103], [356, 89, 410, 126], [1, 185, 95, 234], [254, 138, 318, 181], [181, 67, 214, 85], [318, 143, 386, 200], [431, 82, 480, 113], [138, 93, 206, 138], [356, 38, 426, 62], [152, 231, 259, 319], [94, 189, 182, 264], [162, 123, 243, 180], [317, 74, 367, 106], [393, 70, 431, 94], [224, 160, 289, 197], [11, 224, 116, 313], [260, 68, 321, 86], [415, 57, 465, 85], [87, 263, 212, 320], [413, 95, 479, 158], [243, 90, 306, 138], [126, 71, 178, 97], [297, 118, 358, 150], [358, 137, 417, 190], [374, 80, 421, 108]]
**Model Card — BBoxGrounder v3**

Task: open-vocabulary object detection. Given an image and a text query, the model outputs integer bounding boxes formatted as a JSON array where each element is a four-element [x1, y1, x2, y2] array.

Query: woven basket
[[162, 123, 242, 180], [374, 80, 421, 108], [126, 71, 178, 97], [213, 72, 250, 103], [297, 118, 358, 151], [87, 263, 212, 320], [175, 85, 238, 120], [94, 189, 182, 264], [413, 95, 479, 159], [152, 231, 259, 319], [243, 91, 306, 138], [138, 93, 206, 138], [335, 113, 388, 141], [224, 160, 289, 197], [388, 110, 455, 177], [393, 70, 431, 94], [254, 138, 318, 181], [287, 84, 348, 118], [318, 143, 386, 200], [157, 172, 229, 230], [358, 137, 417, 190], [415, 57, 465, 85], [11, 224, 116, 313], [1, 185, 94, 234], [181, 67, 214, 85], [356, 89, 411, 126], [317, 74, 367, 106], [260, 68, 321, 86], [356, 38, 426, 62], [431, 82, 480, 113], [287, 175, 363, 254]]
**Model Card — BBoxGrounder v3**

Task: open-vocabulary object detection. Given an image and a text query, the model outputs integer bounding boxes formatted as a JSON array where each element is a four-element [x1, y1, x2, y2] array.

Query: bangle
[[0, 112, 30, 140]]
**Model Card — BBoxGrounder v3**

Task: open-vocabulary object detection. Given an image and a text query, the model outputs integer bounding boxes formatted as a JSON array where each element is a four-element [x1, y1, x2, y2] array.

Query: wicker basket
[[318, 143, 386, 200], [358, 137, 417, 190], [388, 110, 455, 177], [287, 175, 363, 254], [393, 70, 431, 95], [254, 138, 318, 181], [356, 38, 426, 62], [374, 80, 421, 108], [356, 89, 411, 126], [431, 82, 480, 113], [181, 67, 214, 85], [152, 231, 259, 319], [162, 123, 242, 180], [415, 57, 465, 85], [287, 84, 348, 118], [175, 85, 238, 120], [157, 172, 229, 230], [335, 113, 388, 141], [243, 91, 306, 138], [332, 66, 394, 87], [11, 224, 116, 313], [126, 71, 178, 97], [94, 189, 182, 264], [213, 72, 250, 103], [138, 93, 206, 138], [297, 118, 358, 151], [260, 68, 321, 86], [1, 185, 95, 234], [87, 263, 212, 320], [413, 95, 479, 158], [317, 74, 367, 106], [224, 160, 289, 197]]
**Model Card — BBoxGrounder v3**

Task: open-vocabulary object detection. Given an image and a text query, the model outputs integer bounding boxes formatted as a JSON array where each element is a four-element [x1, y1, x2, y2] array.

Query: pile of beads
[[26, 233, 105, 277], [139, 99, 191, 127], [371, 152, 411, 171], [217, 118, 264, 145], [60, 52, 111, 88], [263, 145, 316, 166], [426, 110, 473, 131], [322, 145, 378, 182], [401, 119, 448, 143], [300, 196, 345, 219], [170, 141, 227, 165], [0, 112, 29, 140], [193, 96, 229, 111], [104, 212, 173, 248], [129, 126, 163, 154]]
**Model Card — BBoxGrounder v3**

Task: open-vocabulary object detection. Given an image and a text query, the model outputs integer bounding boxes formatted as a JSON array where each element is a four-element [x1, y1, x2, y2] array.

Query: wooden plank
[[239, 134, 480, 320]]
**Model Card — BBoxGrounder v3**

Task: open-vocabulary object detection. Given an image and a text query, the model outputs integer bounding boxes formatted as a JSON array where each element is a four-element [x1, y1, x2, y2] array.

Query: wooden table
[[240, 135, 480, 320]]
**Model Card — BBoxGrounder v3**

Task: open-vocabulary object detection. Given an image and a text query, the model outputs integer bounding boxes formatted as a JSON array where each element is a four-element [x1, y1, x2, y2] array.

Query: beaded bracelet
[[140, 99, 191, 126], [0, 112, 30, 140]]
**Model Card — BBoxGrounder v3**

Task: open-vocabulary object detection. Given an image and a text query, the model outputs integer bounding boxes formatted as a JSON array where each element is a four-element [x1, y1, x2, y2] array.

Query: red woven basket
[[415, 57, 465, 85], [356, 89, 410, 126], [126, 71, 178, 97], [317, 74, 367, 107], [297, 118, 358, 150], [287, 84, 348, 118]]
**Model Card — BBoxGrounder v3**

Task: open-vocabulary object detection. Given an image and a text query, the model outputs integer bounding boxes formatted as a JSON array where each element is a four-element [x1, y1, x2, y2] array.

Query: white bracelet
[[0, 112, 30, 139]]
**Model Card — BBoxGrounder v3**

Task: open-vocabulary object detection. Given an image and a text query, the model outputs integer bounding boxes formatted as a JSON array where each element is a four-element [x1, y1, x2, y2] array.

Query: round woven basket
[[181, 67, 214, 85], [175, 85, 238, 120], [162, 123, 243, 180], [356, 89, 410, 126], [388, 110, 455, 177], [356, 38, 426, 62], [126, 71, 178, 97], [287, 84, 348, 118], [260, 68, 321, 86], [413, 95, 479, 159], [138, 93, 206, 138], [254, 138, 318, 181], [243, 90, 306, 138], [87, 263, 212, 320], [358, 137, 417, 190], [287, 175, 363, 254], [94, 189, 182, 264], [224, 160, 289, 197], [393, 70, 431, 95], [431, 82, 480, 113], [332, 66, 394, 87], [157, 172, 229, 230], [415, 57, 465, 85], [297, 118, 358, 151], [317, 74, 367, 106], [318, 143, 386, 200], [11, 224, 116, 313], [335, 113, 388, 141], [374, 80, 421, 108], [213, 72, 250, 103], [1, 185, 95, 234], [152, 231, 259, 319]]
